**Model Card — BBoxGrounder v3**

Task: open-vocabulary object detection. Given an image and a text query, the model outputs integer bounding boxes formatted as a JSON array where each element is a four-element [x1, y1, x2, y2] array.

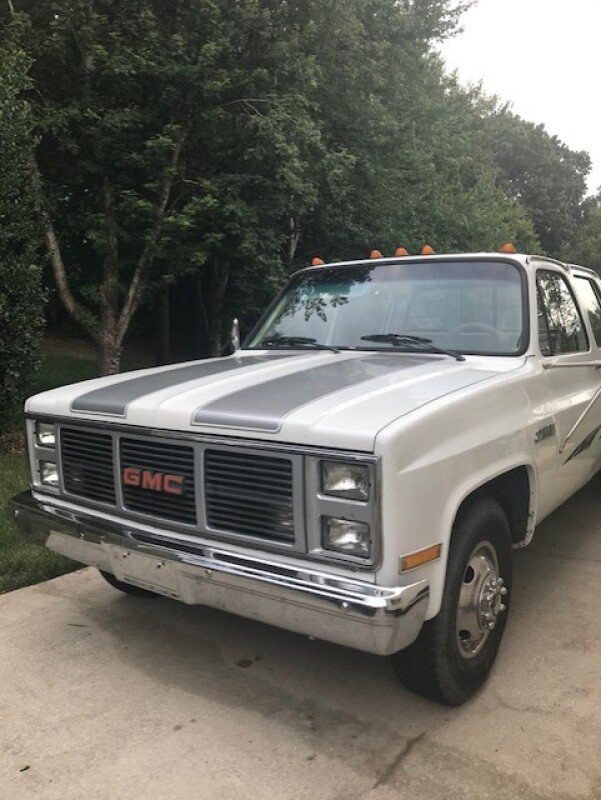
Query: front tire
[[99, 570, 160, 598], [392, 497, 512, 705]]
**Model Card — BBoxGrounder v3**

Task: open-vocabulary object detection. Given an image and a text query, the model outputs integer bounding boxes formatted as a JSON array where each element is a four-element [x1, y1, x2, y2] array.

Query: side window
[[537, 271, 588, 355], [574, 277, 601, 347]]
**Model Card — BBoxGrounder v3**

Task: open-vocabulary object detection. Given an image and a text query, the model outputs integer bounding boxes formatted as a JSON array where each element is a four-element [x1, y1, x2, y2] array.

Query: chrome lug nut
[[499, 604, 506, 613], [500, 587, 508, 596]]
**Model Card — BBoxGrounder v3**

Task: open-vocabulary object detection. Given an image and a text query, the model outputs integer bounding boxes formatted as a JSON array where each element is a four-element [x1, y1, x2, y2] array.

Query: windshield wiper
[[360, 333, 465, 362], [260, 335, 340, 353]]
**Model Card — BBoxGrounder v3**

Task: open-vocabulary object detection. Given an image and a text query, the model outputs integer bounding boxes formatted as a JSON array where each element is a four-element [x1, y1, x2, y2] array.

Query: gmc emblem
[[122, 467, 185, 496]]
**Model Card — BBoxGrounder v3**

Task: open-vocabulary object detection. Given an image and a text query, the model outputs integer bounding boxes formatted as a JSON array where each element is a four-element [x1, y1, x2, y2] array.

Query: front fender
[[374, 371, 538, 619]]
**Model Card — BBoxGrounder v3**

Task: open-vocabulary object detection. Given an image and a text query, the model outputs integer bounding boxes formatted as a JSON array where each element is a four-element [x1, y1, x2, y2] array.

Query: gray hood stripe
[[192, 354, 437, 432], [71, 354, 294, 416]]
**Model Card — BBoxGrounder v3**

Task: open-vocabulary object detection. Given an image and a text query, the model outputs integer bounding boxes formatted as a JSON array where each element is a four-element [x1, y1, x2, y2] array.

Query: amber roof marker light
[[500, 243, 517, 254], [370, 249, 383, 259], [394, 247, 410, 257], [421, 245, 435, 256], [311, 257, 325, 266]]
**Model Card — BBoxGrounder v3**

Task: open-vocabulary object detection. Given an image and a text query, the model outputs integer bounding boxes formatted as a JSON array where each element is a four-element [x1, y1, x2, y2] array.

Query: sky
[[441, 0, 601, 195]]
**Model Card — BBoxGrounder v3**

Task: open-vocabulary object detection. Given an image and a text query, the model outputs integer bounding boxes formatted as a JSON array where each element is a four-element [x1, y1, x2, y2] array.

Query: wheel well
[[455, 467, 531, 546]]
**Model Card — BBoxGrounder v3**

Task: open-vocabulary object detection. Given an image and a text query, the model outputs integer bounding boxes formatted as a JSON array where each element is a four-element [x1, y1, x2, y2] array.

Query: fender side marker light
[[400, 543, 442, 573]]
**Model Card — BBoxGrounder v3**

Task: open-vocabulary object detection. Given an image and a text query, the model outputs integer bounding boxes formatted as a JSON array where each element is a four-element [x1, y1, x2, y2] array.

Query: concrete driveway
[[2, 476, 601, 800]]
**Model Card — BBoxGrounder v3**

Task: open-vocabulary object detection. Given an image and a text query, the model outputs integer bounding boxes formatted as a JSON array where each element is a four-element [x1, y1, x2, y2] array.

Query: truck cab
[[10, 249, 601, 704]]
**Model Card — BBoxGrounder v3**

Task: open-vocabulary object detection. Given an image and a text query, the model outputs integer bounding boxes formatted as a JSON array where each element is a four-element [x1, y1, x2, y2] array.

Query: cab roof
[[296, 252, 596, 278]]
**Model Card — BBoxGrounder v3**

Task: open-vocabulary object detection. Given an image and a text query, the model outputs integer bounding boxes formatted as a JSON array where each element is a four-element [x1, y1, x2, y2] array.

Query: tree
[[0, 16, 44, 439], [483, 107, 591, 257], [11, 0, 324, 366], [10, 0, 591, 367], [295, 1, 538, 262], [569, 195, 601, 272]]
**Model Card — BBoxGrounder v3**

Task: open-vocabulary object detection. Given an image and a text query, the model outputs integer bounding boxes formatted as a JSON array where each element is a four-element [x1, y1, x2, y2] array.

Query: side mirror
[[230, 317, 241, 352]]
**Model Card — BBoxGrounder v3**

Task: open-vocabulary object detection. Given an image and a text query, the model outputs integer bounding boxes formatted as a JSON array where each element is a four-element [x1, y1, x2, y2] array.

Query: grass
[[0, 452, 78, 594], [0, 335, 152, 594]]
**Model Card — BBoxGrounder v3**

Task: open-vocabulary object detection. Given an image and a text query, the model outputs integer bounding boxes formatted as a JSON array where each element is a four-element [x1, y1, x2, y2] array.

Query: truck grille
[[204, 449, 295, 542], [57, 425, 299, 546], [120, 438, 197, 525], [61, 427, 116, 504]]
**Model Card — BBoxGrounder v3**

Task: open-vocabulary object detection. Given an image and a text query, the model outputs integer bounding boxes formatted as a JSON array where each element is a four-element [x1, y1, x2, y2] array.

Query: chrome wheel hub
[[456, 541, 507, 659]]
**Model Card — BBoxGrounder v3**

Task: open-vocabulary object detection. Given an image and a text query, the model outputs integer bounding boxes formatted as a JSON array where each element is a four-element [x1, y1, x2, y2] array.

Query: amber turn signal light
[[500, 243, 517, 254], [370, 249, 383, 259], [394, 247, 409, 256], [400, 543, 442, 572], [421, 245, 435, 255]]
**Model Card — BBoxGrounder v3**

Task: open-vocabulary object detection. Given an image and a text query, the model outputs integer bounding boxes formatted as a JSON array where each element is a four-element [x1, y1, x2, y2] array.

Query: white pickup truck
[[10, 250, 601, 704]]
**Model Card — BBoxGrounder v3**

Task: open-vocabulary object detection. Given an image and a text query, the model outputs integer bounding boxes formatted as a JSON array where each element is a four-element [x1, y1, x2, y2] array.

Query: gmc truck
[[10, 249, 601, 704]]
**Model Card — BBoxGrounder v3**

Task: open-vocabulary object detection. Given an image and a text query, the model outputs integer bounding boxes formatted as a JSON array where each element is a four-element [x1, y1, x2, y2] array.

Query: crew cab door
[[537, 268, 601, 508]]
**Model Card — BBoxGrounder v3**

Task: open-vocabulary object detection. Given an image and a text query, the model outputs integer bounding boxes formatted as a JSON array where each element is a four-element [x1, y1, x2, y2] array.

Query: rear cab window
[[574, 276, 601, 347]]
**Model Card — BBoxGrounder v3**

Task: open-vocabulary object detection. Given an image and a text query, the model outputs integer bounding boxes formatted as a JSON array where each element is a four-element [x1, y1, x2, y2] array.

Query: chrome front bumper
[[8, 491, 429, 656]]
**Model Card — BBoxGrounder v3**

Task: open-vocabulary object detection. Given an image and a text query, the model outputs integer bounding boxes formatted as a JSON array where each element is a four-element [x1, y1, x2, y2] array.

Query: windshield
[[247, 260, 526, 356]]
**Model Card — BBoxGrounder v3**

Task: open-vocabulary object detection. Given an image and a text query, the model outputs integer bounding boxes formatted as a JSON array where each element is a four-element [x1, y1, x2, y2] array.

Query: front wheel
[[392, 497, 512, 705]]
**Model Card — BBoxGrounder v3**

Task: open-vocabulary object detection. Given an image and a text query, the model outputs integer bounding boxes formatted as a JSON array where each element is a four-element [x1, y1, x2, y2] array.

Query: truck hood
[[27, 350, 523, 451]]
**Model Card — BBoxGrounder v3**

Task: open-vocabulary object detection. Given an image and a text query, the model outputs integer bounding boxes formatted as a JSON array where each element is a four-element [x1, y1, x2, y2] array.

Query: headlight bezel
[[27, 417, 60, 495], [305, 455, 380, 567]]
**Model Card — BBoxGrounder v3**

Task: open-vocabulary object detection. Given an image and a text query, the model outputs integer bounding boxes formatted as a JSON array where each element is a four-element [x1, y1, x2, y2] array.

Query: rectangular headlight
[[321, 461, 369, 501], [39, 460, 59, 487], [35, 421, 56, 448], [323, 517, 370, 558]]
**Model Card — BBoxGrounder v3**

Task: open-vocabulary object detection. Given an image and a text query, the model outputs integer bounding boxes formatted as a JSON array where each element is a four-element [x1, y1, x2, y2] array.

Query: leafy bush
[[0, 24, 44, 443]]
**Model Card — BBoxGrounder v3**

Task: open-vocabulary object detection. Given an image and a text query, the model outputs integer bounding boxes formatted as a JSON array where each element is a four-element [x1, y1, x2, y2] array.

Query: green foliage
[[0, 20, 45, 437], [0, 450, 77, 593], [568, 196, 601, 272], [483, 107, 591, 257], [3, 0, 595, 357]]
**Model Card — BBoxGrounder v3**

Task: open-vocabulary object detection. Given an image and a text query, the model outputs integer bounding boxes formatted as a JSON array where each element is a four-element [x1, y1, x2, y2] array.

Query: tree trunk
[[195, 272, 212, 357], [98, 334, 122, 376], [288, 215, 300, 265], [208, 254, 230, 357], [155, 282, 171, 365]]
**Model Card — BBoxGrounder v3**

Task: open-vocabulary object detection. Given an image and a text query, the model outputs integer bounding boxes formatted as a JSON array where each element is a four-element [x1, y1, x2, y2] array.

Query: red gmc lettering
[[122, 467, 141, 487], [121, 468, 185, 495], [141, 471, 162, 491], [163, 474, 184, 495]]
